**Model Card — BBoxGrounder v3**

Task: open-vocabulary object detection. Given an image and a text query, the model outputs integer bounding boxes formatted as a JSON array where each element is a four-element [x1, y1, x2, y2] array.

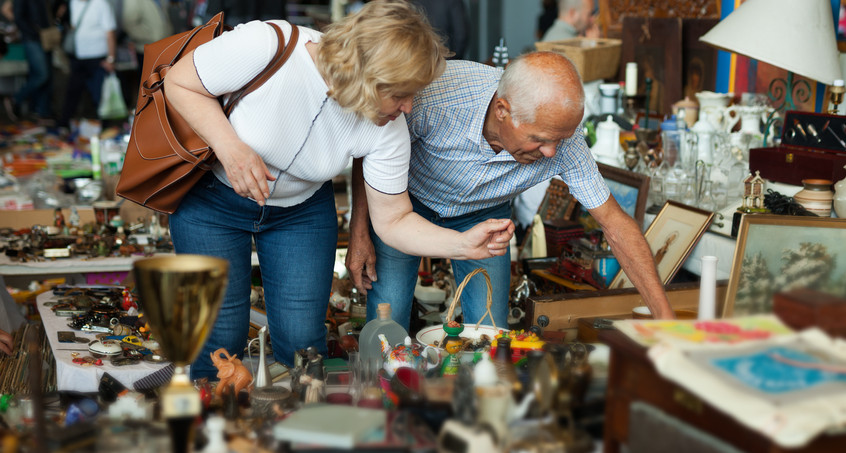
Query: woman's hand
[[459, 218, 515, 259], [214, 139, 276, 205], [0, 329, 13, 355]]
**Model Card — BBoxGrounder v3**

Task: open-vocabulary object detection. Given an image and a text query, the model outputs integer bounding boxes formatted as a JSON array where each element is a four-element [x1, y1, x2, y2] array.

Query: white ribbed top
[[194, 20, 410, 207]]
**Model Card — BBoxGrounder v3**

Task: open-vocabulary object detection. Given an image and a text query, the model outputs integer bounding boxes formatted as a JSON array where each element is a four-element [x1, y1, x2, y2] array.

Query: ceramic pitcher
[[695, 91, 733, 131], [725, 105, 770, 135]]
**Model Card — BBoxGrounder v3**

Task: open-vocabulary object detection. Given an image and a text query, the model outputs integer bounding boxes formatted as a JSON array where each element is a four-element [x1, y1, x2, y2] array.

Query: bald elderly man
[[347, 52, 674, 329]]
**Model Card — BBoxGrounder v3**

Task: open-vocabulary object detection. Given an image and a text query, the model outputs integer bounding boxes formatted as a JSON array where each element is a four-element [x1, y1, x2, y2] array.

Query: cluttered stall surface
[[5, 2, 846, 451]]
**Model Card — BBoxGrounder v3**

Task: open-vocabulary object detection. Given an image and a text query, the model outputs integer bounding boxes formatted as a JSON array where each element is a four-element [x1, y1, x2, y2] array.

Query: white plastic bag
[[98, 73, 128, 120]]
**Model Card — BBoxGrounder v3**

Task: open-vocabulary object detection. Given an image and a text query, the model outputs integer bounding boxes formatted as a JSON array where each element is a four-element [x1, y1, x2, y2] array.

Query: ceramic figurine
[[440, 322, 464, 377], [54, 207, 66, 228], [69, 206, 80, 227], [299, 346, 326, 404], [210, 348, 252, 398]]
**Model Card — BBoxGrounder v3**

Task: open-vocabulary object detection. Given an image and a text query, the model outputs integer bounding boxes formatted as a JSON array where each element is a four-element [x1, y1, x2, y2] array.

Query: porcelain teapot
[[695, 91, 733, 131], [379, 334, 440, 377], [591, 115, 621, 165], [725, 105, 770, 135]]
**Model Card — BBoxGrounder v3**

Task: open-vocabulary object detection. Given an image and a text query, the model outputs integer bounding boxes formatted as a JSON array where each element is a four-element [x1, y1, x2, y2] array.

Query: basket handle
[[445, 268, 497, 331]]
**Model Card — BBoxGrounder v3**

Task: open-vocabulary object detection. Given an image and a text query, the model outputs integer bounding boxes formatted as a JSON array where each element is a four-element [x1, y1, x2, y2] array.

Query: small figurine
[[210, 348, 252, 398], [54, 207, 66, 228], [440, 322, 464, 377], [69, 206, 80, 228], [121, 288, 137, 311], [299, 346, 326, 404]]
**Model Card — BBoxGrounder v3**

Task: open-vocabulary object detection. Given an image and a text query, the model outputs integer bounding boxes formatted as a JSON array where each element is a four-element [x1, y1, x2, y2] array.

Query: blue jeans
[[365, 195, 511, 330], [14, 39, 51, 117], [170, 172, 337, 380]]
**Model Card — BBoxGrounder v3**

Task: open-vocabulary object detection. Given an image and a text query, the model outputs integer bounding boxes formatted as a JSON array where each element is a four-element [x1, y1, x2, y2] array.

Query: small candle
[[625, 62, 638, 96], [698, 256, 719, 320]]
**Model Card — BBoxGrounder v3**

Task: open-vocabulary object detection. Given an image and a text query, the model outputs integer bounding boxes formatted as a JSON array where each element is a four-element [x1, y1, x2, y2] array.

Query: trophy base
[[162, 368, 201, 453]]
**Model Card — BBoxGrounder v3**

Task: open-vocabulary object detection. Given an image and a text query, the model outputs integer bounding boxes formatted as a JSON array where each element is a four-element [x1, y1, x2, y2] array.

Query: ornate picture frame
[[722, 215, 846, 317], [598, 162, 650, 229], [609, 200, 714, 289]]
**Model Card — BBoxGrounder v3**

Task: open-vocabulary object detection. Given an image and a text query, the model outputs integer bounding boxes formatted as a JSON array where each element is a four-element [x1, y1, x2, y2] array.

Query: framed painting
[[722, 215, 846, 317], [681, 18, 720, 101], [618, 16, 683, 115], [610, 200, 715, 289], [598, 162, 650, 229]]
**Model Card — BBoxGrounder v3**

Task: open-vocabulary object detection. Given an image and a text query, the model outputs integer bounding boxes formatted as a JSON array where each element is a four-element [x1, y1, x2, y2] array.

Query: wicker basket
[[535, 37, 622, 82]]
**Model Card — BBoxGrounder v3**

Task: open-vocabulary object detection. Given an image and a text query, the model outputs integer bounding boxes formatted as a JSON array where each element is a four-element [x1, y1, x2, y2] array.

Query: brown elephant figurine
[[211, 348, 253, 398]]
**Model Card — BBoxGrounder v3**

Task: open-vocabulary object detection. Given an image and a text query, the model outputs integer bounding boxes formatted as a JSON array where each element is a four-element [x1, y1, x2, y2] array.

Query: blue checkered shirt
[[406, 60, 610, 218]]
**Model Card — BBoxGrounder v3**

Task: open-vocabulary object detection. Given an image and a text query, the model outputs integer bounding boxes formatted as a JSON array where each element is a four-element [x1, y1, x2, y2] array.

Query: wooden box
[[535, 37, 622, 82], [773, 288, 846, 338], [749, 111, 846, 186], [526, 280, 727, 332]]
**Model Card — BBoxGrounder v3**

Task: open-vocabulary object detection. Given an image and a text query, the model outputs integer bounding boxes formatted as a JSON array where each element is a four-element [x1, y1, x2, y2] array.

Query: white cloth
[[193, 20, 410, 208], [70, 0, 117, 59], [36, 291, 169, 393]]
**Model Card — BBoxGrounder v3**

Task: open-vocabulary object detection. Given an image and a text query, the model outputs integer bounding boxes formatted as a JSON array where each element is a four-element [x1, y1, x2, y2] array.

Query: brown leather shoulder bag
[[116, 12, 299, 214]]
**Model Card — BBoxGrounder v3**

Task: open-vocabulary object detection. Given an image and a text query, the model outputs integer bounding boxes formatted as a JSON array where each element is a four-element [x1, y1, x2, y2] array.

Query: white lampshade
[[700, 0, 842, 85]]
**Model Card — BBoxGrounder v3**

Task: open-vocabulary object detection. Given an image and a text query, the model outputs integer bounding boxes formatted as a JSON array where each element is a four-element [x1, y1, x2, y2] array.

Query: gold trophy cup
[[133, 255, 229, 453]]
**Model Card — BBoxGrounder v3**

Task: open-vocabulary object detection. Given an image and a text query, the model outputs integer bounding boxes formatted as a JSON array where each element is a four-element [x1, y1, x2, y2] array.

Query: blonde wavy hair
[[317, 0, 449, 123]]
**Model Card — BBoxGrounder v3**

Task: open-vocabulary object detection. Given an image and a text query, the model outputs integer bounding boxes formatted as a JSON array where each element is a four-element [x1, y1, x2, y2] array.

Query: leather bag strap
[[153, 22, 298, 167], [224, 23, 299, 115]]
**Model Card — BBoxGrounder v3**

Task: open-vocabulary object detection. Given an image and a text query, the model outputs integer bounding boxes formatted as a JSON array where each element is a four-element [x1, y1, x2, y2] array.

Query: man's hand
[[0, 329, 13, 355], [460, 218, 515, 259], [345, 231, 378, 294], [216, 140, 276, 205]]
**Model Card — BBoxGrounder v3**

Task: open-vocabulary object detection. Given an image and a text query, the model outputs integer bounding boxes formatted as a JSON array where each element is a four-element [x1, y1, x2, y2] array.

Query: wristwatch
[[106, 55, 115, 63]]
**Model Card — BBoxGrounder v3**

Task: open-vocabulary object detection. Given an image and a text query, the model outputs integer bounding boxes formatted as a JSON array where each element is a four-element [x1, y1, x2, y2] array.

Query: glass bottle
[[349, 287, 367, 331], [680, 175, 697, 207], [358, 303, 407, 368], [699, 180, 718, 212], [492, 337, 521, 397]]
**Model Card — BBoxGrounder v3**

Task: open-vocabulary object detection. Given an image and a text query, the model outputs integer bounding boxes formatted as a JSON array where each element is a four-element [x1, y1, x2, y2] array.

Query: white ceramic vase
[[833, 167, 846, 218]]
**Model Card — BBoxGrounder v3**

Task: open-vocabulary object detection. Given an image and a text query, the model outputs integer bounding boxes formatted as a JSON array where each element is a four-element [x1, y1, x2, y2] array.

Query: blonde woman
[[163, 0, 514, 379]]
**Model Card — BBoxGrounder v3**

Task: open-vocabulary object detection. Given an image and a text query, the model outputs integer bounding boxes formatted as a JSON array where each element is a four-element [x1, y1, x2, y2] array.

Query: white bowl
[[89, 339, 123, 356], [415, 324, 506, 349]]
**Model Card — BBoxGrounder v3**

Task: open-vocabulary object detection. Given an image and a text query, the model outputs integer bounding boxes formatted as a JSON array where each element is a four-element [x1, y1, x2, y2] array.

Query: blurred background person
[[12, 0, 55, 123], [113, 0, 172, 106], [541, 0, 596, 42], [409, 0, 468, 59], [204, 0, 287, 27], [58, 0, 116, 128]]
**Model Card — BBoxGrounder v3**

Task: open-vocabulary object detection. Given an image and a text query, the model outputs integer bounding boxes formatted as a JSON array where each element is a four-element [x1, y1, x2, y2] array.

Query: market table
[[0, 253, 158, 285], [600, 328, 846, 453], [35, 290, 171, 393]]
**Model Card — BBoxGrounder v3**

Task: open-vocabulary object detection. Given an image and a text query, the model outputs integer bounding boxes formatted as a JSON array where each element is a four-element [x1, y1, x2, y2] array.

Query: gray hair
[[558, 0, 586, 14], [497, 52, 584, 125]]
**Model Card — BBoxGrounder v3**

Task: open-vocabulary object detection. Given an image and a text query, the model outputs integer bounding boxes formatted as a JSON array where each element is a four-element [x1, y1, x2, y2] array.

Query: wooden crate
[[535, 37, 622, 82], [526, 281, 728, 331]]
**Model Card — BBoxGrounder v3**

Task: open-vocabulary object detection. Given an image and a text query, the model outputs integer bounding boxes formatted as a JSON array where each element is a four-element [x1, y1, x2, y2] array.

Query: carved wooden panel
[[599, 0, 720, 38]]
